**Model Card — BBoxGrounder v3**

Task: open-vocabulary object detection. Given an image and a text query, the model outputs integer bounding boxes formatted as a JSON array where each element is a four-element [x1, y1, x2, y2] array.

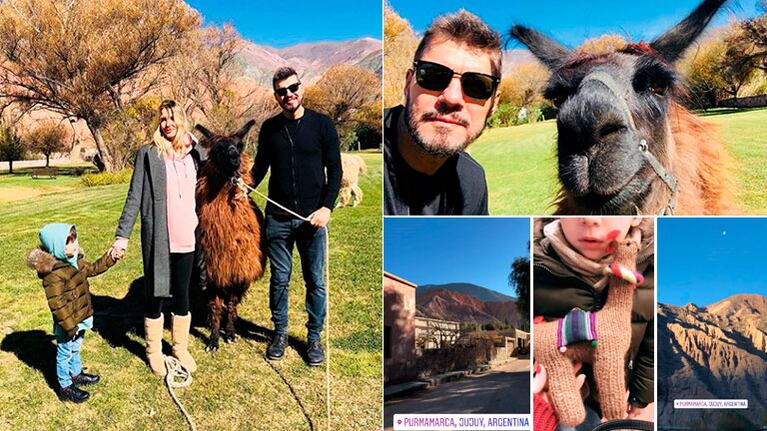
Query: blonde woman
[[112, 100, 205, 376]]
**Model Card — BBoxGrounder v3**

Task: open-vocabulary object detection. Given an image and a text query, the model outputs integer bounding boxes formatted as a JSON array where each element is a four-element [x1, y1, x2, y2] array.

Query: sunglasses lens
[[415, 62, 452, 92], [276, 83, 300, 97], [462, 74, 496, 100]]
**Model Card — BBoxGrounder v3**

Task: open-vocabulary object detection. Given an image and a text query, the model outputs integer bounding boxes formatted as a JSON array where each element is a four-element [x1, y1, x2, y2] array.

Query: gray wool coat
[[115, 143, 206, 298]]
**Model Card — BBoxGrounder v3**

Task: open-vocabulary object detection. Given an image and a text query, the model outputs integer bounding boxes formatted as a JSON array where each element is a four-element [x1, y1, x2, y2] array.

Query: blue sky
[[389, 0, 762, 49], [186, 0, 382, 47], [658, 218, 767, 306], [384, 218, 530, 298]]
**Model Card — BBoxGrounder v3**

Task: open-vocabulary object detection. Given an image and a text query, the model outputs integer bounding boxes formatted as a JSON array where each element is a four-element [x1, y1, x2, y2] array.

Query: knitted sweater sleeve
[[534, 394, 559, 431]]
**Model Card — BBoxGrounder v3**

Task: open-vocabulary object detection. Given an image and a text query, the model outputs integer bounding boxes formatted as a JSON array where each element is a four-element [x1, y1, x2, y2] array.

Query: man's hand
[[307, 207, 331, 228]]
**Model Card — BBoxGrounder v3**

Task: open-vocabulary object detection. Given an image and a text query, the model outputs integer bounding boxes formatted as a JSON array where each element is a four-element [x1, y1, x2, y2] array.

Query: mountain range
[[415, 283, 522, 328], [236, 37, 382, 86], [658, 294, 767, 430]]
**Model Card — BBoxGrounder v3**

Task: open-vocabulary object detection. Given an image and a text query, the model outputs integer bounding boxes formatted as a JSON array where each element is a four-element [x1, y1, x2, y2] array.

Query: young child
[[533, 217, 654, 430], [27, 223, 118, 403]]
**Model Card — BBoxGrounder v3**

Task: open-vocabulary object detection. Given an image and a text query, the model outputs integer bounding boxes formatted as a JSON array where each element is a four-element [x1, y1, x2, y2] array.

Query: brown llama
[[535, 232, 642, 427], [337, 153, 367, 208], [511, 0, 736, 215], [195, 120, 266, 352]]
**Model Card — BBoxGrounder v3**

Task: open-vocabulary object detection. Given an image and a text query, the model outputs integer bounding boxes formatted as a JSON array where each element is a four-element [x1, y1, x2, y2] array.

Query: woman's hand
[[110, 237, 128, 260]]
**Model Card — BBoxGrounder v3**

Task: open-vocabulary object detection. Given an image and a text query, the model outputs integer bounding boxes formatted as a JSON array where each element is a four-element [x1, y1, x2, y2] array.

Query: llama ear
[[510, 25, 570, 70], [195, 124, 213, 139], [650, 0, 727, 63], [235, 120, 256, 140]]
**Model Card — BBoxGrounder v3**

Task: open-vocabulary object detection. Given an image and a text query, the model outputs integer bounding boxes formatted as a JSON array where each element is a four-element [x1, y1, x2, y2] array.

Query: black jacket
[[251, 109, 342, 218], [384, 105, 488, 215], [533, 219, 655, 408]]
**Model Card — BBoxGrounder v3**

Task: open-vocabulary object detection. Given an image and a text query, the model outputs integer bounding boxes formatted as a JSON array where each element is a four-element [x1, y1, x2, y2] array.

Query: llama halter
[[580, 70, 679, 215]]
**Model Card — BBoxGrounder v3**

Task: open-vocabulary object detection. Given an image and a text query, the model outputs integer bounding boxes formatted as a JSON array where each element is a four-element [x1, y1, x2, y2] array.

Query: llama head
[[195, 120, 256, 178], [510, 0, 726, 214]]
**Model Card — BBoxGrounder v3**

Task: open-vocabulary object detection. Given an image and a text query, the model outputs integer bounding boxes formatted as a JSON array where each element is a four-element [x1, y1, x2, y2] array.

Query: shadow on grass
[[0, 330, 58, 392], [189, 315, 310, 362], [91, 277, 147, 360]]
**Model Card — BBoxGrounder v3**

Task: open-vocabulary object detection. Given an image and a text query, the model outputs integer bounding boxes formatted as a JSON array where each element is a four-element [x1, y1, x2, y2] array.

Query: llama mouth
[[573, 175, 650, 214]]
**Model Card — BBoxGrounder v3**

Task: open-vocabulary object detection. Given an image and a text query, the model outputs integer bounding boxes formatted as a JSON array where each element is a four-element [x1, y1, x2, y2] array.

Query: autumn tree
[[28, 121, 68, 167], [166, 24, 276, 147], [576, 34, 627, 55], [384, 3, 417, 108], [304, 64, 380, 150], [100, 96, 161, 171], [499, 63, 550, 115], [0, 120, 26, 173], [0, 0, 199, 172]]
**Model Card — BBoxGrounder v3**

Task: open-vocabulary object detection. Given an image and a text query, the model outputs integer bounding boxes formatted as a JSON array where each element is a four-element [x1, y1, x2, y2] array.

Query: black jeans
[[145, 252, 194, 318]]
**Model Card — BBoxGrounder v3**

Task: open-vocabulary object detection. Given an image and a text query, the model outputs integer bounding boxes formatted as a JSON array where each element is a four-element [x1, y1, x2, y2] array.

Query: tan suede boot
[[171, 313, 197, 373], [144, 314, 167, 377]]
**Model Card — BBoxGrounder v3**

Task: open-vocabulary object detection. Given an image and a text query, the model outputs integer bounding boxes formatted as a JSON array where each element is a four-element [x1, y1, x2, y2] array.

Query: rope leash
[[164, 356, 196, 431], [235, 178, 332, 431]]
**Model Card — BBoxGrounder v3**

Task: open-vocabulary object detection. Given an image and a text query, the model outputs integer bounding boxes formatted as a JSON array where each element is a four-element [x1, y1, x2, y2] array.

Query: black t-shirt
[[383, 105, 489, 215]]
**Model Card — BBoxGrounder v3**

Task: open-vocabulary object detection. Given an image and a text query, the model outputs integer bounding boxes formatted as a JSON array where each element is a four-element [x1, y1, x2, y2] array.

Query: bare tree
[[303, 64, 380, 148], [0, 0, 199, 171]]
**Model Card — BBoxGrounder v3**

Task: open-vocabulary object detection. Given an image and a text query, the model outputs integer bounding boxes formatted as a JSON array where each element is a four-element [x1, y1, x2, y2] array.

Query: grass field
[[0, 153, 382, 430], [470, 107, 767, 215]]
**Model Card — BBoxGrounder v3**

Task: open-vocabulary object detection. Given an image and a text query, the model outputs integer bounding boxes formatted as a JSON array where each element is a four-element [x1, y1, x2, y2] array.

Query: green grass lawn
[[0, 153, 382, 430], [470, 107, 767, 215]]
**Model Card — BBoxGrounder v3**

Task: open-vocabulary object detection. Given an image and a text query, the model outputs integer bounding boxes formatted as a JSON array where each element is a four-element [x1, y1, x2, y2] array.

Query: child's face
[[65, 237, 78, 258], [560, 217, 641, 260]]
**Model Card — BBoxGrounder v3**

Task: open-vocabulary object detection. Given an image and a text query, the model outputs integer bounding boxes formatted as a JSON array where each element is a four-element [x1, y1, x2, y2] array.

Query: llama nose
[[557, 87, 631, 153]]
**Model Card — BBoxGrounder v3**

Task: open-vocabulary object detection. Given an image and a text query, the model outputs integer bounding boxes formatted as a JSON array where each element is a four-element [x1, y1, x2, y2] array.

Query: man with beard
[[250, 67, 342, 366], [384, 10, 502, 215]]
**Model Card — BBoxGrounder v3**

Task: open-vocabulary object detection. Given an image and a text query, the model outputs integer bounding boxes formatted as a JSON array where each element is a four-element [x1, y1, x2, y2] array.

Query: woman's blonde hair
[[153, 100, 190, 156]]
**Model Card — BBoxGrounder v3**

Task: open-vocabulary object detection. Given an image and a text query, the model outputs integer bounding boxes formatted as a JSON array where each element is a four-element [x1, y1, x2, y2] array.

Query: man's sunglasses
[[276, 83, 301, 97], [413, 60, 500, 100]]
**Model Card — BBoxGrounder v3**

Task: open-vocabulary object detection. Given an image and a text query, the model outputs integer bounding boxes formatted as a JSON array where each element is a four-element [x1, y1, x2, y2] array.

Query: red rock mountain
[[237, 37, 382, 86], [416, 288, 522, 328], [658, 294, 767, 429]]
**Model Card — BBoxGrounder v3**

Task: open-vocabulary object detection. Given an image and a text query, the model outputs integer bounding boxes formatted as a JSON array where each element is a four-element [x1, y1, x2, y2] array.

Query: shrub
[[81, 169, 133, 187]]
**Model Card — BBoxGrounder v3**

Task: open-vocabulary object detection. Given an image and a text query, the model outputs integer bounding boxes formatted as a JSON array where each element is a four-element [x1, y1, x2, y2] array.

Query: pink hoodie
[[164, 135, 198, 253]]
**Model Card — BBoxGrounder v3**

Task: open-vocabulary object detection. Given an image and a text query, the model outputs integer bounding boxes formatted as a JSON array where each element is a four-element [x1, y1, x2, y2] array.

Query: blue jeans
[[266, 213, 327, 342], [55, 326, 84, 388]]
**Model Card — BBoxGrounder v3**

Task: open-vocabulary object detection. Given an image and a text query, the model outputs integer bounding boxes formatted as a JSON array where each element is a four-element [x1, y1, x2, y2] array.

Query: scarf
[[542, 220, 641, 290]]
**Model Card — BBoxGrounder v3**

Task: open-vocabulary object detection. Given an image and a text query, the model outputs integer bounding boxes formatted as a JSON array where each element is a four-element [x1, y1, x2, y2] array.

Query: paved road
[[384, 359, 530, 430]]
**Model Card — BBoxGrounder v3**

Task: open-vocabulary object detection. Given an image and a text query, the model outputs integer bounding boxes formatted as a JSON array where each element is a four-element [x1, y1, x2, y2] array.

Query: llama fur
[[196, 127, 266, 351], [337, 153, 367, 208]]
